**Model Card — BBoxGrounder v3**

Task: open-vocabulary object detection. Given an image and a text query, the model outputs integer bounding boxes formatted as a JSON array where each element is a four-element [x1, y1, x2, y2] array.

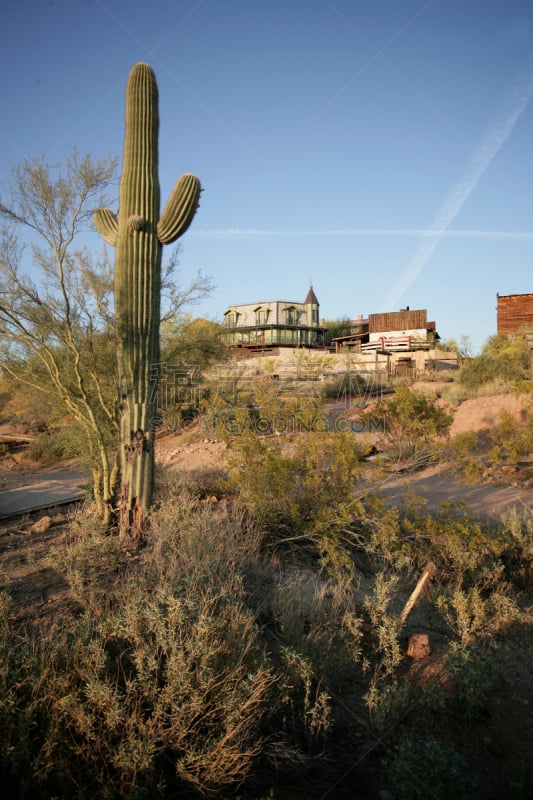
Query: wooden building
[[222, 286, 325, 353], [497, 293, 533, 336], [333, 308, 438, 353]]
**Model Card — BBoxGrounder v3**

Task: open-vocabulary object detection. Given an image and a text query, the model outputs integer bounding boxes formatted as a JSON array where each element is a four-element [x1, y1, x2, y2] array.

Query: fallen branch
[[400, 561, 436, 625]]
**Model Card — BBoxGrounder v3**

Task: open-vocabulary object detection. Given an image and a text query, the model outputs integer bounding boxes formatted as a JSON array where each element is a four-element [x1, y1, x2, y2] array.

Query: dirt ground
[[1, 391, 533, 798], [1, 391, 532, 625]]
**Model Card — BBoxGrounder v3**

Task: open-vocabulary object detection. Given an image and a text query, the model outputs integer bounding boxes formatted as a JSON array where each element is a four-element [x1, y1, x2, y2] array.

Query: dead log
[[400, 562, 436, 625]]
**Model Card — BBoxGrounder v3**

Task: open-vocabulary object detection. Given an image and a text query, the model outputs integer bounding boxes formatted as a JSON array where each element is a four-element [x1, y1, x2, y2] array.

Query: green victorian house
[[222, 286, 325, 352]]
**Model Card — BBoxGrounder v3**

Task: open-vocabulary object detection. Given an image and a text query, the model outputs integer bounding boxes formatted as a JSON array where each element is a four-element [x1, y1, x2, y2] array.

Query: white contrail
[[191, 227, 533, 241], [381, 69, 533, 311]]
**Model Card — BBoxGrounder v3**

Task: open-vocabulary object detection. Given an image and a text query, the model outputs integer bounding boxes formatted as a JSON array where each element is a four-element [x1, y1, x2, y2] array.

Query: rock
[[407, 633, 431, 660], [31, 515, 52, 534], [376, 790, 397, 800], [501, 465, 518, 474]]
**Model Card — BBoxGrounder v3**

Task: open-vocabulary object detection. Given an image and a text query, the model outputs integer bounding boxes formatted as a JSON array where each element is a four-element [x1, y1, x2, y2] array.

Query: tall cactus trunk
[[93, 63, 201, 541], [115, 64, 162, 539]]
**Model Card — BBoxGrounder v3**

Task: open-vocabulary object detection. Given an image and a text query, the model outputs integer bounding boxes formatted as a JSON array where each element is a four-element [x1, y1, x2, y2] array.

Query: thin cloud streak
[[381, 69, 533, 311], [191, 227, 533, 241]]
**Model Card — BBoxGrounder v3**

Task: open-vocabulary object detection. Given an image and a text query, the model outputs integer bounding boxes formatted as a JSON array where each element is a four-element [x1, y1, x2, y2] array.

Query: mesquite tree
[[0, 150, 119, 524], [94, 62, 201, 538]]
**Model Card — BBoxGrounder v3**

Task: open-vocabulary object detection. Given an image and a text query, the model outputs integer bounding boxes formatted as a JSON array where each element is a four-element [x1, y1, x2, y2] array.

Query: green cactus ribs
[[93, 62, 201, 540]]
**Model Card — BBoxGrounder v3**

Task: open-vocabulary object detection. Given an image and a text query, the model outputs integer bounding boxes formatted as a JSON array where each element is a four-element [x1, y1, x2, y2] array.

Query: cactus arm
[[93, 207, 119, 246], [157, 173, 201, 244]]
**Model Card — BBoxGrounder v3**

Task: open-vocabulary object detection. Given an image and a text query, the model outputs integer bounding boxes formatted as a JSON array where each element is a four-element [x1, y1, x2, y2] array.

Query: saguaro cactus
[[94, 63, 201, 537]]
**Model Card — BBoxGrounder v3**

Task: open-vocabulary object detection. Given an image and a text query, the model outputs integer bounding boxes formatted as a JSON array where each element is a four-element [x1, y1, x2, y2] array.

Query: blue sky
[[2, 0, 533, 353]]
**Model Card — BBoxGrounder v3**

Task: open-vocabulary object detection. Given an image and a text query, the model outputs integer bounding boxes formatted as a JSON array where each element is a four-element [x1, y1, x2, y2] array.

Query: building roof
[[304, 285, 319, 305], [226, 285, 320, 311]]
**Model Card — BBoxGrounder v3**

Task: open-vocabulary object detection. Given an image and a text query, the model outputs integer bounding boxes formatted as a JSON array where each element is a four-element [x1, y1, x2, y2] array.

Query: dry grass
[[1, 399, 533, 798]]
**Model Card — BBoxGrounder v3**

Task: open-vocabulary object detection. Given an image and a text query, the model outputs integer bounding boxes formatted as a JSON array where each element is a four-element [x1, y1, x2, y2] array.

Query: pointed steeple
[[304, 284, 319, 306]]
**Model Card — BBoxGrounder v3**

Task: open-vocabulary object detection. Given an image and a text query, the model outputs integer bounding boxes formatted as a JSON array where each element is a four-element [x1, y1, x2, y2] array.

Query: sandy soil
[[154, 391, 533, 519], [447, 391, 530, 437]]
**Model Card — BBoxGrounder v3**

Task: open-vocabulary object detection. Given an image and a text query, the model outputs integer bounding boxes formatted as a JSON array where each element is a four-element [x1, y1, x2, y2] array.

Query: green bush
[[487, 406, 533, 463], [27, 426, 87, 463], [365, 384, 452, 462], [499, 508, 533, 589], [227, 430, 368, 571], [156, 464, 230, 501], [387, 737, 476, 800], [320, 372, 370, 400], [398, 504, 505, 589], [436, 586, 523, 648], [459, 334, 529, 390], [446, 430, 485, 483]]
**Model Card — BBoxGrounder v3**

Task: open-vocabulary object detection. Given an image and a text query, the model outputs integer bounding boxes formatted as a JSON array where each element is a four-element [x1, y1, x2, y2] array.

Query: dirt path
[[381, 463, 533, 520]]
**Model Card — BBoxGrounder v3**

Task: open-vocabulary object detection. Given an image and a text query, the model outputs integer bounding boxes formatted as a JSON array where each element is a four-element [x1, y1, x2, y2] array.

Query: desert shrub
[[399, 504, 505, 589], [270, 570, 365, 687], [363, 572, 404, 679], [364, 681, 412, 734], [459, 354, 526, 389], [358, 493, 412, 570], [268, 567, 408, 747], [362, 572, 408, 734], [436, 586, 524, 648], [387, 736, 476, 800], [499, 508, 533, 589], [438, 380, 476, 405], [156, 464, 230, 501], [487, 406, 533, 463], [146, 488, 267, 599], [199, 378, 259, 439], [278, 647, 333, 747], [459, 334, 529, 390], [320, 372, 370, 400], [363, 499, 504, 588], [156, 401, 200, 431], [364, 384, 452, 462], [227, 430, 368, 571], [0, 379, 54, 432], [4, 592, 273, 798], [50, 509, 122, 608], [200, 373, 328, 440], [442, 643, 495, 721], [446, 430, 486, 483], [445, 401, 533, 485], [27, 426, 87, 463], [0, 498, 276, 799]]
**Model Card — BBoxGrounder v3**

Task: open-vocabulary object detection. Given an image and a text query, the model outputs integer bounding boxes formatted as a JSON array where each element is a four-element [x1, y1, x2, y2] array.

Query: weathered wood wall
[[369, 309, 427, 333], [497, 293, 533, 335]]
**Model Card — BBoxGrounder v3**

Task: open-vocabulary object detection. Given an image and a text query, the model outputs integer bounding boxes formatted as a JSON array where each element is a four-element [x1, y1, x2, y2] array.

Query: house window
[[255, 307, 269, 325], [224, 311, 240, 328], [285, 307, 297, 325]]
